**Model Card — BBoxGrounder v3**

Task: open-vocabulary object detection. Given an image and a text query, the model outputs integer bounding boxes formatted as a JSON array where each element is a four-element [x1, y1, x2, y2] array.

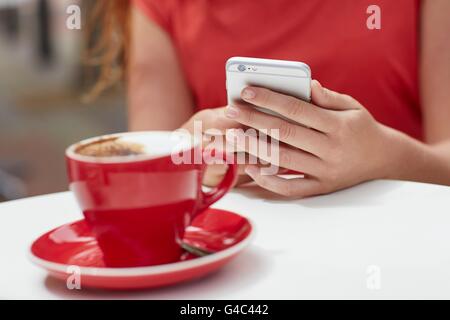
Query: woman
[[90, 0, 450, 197]]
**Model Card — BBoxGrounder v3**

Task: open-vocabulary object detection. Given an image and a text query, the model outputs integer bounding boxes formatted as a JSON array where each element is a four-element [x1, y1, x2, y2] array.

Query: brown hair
[[84, 0, 131, 101]]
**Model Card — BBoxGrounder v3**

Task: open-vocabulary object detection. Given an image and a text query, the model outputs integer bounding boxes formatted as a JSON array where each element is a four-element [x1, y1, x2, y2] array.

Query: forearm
[[127, 67, 194, 131], [385, 126, 450, 185], [127, 8, 195, 131]]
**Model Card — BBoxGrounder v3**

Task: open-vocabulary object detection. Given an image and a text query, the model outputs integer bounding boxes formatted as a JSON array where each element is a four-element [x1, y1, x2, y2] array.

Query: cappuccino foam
[[72, 132, 197, 160], [75, 138, 145, 157]]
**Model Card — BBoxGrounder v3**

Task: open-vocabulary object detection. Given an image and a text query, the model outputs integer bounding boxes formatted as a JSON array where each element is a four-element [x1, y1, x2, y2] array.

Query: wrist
[[381, 126, 428, 181]]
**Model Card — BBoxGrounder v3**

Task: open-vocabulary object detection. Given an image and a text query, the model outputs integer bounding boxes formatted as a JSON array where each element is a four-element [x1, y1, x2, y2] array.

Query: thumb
[[311, 80, 359, 110]]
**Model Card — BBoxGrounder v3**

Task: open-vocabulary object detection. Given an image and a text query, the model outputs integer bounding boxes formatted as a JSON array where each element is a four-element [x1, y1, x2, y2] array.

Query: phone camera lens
[[238, 64, 246, 72]]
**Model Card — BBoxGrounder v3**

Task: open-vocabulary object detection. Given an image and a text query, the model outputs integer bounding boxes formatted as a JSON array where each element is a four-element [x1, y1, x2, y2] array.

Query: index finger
[[240, 86, 338, 133]]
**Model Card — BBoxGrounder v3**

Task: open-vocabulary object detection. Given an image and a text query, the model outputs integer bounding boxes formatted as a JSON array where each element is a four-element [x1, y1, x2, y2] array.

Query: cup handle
[[196, 149, 238, 213]]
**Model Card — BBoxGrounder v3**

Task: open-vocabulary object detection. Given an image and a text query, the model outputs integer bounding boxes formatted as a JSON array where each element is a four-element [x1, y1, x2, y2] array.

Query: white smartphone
[[226, 57, 311, 119]]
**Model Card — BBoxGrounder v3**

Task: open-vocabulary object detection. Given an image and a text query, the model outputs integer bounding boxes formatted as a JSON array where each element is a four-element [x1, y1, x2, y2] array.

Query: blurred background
[[0, 0, 127, 201]]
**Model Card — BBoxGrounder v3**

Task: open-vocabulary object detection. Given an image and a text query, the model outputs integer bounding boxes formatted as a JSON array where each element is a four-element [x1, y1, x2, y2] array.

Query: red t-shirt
[[135, 0, 422, 140]]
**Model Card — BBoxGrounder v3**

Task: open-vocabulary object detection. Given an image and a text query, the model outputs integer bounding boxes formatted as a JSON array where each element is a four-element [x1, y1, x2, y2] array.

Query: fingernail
[[203, 148, 216, 163], [313, 79, 322, 88], [245, 166, 258, 176], [225, 106, 240, 119], [242, 88, 256, 100], [209, 148, 217, 157]]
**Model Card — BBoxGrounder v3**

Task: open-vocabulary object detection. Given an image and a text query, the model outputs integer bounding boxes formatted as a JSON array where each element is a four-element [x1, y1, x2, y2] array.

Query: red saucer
[[30, 208, 253, 290]]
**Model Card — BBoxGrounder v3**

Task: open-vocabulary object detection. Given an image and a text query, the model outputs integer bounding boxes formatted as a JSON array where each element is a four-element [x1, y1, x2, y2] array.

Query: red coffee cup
[[65, 131, 237, 267]]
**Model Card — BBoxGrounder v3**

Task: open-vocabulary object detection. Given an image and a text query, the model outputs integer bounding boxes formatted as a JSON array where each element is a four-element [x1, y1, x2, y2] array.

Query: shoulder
[[133, 0, 180, 32], [133, 0, 178, 14]]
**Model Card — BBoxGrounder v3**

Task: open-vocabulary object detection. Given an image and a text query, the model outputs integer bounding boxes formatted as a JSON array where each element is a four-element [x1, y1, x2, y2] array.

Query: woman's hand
[[180, 107, 253, 187], [180, 107, 239, 134], [223, 80, 401, 198]]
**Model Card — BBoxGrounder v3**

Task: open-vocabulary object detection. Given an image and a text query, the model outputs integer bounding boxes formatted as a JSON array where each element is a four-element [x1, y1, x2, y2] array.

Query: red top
[[135, 0, 422, 140]]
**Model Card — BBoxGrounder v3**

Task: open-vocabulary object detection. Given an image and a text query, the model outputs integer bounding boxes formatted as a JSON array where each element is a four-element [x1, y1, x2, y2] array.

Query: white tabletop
[[1, 180, 450, 300]]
